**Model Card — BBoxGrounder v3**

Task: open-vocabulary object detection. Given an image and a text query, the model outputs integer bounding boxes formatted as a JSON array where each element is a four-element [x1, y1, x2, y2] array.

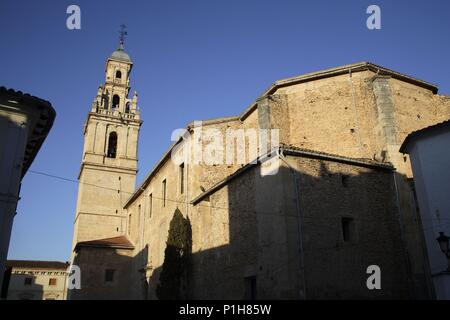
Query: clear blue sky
[[1, 0, 450, 262]]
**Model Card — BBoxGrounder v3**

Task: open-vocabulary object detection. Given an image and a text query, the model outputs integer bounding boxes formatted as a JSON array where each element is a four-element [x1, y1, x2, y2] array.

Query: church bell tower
[[72, 32, 142, 249]]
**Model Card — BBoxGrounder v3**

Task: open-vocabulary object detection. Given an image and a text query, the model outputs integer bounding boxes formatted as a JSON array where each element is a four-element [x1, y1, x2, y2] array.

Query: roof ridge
[[75, 235, 135, 251]]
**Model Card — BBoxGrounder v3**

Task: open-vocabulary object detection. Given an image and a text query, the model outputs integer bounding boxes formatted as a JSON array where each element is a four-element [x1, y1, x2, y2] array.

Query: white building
[[0, 87, 55, 292], [3, 260, 69, 300], [400, 120, 450, 299]]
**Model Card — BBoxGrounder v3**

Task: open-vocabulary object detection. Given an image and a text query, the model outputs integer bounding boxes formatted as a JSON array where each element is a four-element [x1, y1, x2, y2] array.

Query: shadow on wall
[[2, 273, 45, 300], [145, 158, 423, 300], [71, 156, 429, 300], [70, 244, 150, 300], [0, 114, 24, 297]]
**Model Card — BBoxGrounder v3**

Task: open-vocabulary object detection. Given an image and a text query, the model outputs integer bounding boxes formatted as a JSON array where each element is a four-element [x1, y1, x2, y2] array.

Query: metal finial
[[119, 24, 127, 49]]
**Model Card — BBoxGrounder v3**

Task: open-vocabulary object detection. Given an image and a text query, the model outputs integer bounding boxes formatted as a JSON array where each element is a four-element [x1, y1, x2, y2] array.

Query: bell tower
[[72, 32, 142, 249]]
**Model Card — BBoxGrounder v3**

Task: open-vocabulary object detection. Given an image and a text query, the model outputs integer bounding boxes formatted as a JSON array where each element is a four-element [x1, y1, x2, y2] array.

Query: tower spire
[[119, 24, 127, 50]]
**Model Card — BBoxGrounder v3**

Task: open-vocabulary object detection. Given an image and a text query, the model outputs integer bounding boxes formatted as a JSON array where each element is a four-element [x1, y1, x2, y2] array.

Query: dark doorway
[[107, 132, 118, 158]]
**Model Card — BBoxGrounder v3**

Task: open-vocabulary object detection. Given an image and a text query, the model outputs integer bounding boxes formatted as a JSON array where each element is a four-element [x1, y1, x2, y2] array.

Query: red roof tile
[[6, 260, 69, 270], [75, 235, 134, 251]]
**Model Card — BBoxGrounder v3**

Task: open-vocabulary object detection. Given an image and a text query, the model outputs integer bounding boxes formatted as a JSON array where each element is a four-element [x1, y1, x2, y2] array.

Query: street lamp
[[436, 231, 450, 271]]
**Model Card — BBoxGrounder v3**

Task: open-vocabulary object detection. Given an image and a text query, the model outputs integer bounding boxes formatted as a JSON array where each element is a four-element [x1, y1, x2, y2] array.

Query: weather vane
[[119, 24, 127, 48]]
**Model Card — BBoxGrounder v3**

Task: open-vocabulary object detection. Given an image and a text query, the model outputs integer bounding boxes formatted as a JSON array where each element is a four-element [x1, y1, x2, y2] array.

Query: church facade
[[69, 43, 450, 299]]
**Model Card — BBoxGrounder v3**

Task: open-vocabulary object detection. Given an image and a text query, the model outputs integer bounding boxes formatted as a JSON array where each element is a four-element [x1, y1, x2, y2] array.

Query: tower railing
[[94, 108, 137, 120]]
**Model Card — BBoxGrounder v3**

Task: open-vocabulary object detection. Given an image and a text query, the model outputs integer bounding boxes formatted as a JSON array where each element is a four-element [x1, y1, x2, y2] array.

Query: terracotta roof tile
[[6, 260, 69, 270], [75, 235, 134, 251]]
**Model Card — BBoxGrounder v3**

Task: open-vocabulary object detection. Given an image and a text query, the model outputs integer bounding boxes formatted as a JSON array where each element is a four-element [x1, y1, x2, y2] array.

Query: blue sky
[[1, 0, 450, 261]]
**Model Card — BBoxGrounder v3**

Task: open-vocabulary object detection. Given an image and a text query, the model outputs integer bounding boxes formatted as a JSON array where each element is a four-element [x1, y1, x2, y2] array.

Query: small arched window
[[107, 132, 118, 158], [112, 95, 120, 110], [125, 102, 130, 113], [115, 70, 122, 79]]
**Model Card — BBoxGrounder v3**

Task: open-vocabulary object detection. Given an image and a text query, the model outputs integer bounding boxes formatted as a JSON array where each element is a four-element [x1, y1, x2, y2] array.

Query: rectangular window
[[341, 217, 354, 242], [162, 179, 167, 207], [128, 214, 132, 235], [105, 269, 115, 283], [149, 193, 153, 218], [24, 277, 32, 286], [244, 276, 257, 300], [179, 163, 185, 195], [49, 278, 57, 286]]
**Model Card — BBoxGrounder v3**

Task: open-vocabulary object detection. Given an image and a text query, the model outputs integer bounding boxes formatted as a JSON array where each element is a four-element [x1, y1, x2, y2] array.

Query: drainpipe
[[348, 69, 364, 158], [393, 172, 436, 299], [277, 148, 307, 300]]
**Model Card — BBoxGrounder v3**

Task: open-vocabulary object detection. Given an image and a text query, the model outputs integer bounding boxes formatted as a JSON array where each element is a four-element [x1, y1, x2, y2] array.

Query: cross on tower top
[[119, 24, 127, 49]]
